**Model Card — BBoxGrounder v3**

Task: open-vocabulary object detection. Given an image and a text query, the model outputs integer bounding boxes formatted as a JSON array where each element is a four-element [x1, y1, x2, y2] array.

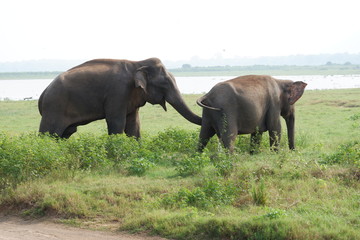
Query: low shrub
[[105, 134, 140, 164], [126, 157, 155, 176], [162, 179, 238, 209], [349, 113, 360, 129], [323, 141, 360, 167], [0, 133, 68, 189], [174, 152, 210, 176], [147, 128, 198, 154], [65, 134, 108, 170], [211, 151, 235, 177]]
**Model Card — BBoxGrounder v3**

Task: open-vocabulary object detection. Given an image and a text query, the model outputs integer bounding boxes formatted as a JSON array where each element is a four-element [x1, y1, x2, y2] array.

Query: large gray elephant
[[197, 75, 307, 153], [38, 58, 201, 138]]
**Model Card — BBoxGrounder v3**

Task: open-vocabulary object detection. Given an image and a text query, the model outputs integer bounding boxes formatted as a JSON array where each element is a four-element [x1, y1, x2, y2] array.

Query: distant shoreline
[[1, 64, 360, 80]]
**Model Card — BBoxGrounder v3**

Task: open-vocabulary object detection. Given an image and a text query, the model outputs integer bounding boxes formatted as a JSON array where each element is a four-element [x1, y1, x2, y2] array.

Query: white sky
[[1, 0, 360, 62]]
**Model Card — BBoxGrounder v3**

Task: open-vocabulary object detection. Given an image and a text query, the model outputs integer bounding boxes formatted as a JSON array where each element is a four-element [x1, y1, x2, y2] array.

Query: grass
[[0, 89, 359, 239], [0, 94, 202, 135]]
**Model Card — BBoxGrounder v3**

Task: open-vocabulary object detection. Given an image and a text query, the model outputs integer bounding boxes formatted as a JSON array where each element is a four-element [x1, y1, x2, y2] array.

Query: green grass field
[[0, 89, 359, 239]]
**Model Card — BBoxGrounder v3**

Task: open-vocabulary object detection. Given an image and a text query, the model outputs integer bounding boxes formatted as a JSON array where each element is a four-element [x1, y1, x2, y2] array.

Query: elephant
[[196, 75, 307, 153], [38, 58, 201, 138]]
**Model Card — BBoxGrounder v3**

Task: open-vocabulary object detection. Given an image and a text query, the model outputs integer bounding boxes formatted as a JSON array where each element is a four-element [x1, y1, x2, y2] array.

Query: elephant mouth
[[160, 98, 167, 111], [148, 97, 167, 111]]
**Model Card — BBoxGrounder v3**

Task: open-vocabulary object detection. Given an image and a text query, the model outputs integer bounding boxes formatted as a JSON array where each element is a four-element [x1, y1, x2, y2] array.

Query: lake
[[0, 75, 360, 100]]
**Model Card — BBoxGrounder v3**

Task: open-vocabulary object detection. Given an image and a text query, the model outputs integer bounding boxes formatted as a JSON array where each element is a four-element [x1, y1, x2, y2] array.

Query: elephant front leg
[[269, 129, 281, 152], [125, 109, 141, 139], [105, 109, 127, 135], [267, 116, 282, 151]]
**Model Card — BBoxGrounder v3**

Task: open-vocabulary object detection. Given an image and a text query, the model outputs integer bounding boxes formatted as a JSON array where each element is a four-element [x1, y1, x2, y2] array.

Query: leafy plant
[[175, 152, 210, 176], [105, 134, 140, 164], [349, 113, 360, 129], [262, 207, 288, 219], [65, 134, 108, 170], [323, 141, 360, 167], [126, 157, 155, 176], [147, 128, 198, 154], [211, 151, 234, 177], [162, 179, 237, 209], [0, 133, 68, 189]]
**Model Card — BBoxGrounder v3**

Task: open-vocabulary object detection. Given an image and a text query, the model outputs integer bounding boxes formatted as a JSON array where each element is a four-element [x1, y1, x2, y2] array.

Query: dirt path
[[0, 215, 167, 240]]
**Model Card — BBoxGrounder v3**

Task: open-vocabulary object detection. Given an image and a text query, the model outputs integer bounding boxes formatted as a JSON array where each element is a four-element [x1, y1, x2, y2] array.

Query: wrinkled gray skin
[[197, 75, 307, 153], [39, 58, 201, 138]]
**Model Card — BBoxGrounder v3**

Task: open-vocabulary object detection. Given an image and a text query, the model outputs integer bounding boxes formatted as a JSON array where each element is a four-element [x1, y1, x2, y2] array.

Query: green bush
[[147, 128, 198, 154], [323, 141, 360, 167], [349, 113, 360, 129], [105, 134, 140, 164], [211, 151, 235, 177], [0, 133, 67, 189], [162, 179, 237, 209], [65, 134, 108, 170], [126, 157, 155, 176], [174, 152, 210, 176]]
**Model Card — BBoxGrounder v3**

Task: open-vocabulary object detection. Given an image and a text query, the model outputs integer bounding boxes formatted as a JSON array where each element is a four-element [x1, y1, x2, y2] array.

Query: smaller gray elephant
[[197, 75, 307, 153]]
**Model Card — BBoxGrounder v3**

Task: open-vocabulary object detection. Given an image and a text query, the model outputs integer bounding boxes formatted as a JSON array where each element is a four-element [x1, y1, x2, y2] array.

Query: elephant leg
[[124, 109, 140, 139], [250, 131, 263, 154], [39, 117, 66, 138], [198, 122, 216, 152], [219, 121, 238, 153], [220, 131, 237, 153], [105, 109, 127, 135], [62, 125, 78, 138], [268, 120, 282, 151]]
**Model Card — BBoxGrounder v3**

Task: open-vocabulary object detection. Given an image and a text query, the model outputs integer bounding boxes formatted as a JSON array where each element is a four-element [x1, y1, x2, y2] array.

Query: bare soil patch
[[0, 215, 167, 240]]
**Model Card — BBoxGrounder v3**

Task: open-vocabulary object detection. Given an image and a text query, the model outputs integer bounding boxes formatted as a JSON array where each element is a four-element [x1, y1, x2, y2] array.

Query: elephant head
[[134, 58, 202, 125], [278, 80, 307, 150]]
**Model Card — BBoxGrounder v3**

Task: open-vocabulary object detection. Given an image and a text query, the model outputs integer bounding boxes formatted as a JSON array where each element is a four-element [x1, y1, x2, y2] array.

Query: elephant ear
[[288, 81, 307, 105], [134, 67, 148, 92]]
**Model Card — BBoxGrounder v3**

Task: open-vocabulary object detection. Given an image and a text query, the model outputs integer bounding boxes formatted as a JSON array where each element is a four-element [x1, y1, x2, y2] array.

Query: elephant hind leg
[[218, 117, 238, 153], [39, 116, 79, 138], [62, 125, 78, 138], [219, 131, 237, 153], [198, 123, 216, 152], [39, 117, 66, 138]]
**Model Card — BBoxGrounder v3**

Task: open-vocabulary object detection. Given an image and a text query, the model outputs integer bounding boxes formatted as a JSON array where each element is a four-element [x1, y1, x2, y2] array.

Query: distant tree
[[344, 61, 352, 65], [182, 64, 192, 69], [326, 61, 333, 65]]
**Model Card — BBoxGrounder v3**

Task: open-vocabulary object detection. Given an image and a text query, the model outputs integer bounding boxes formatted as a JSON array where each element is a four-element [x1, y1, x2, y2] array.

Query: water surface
[[0, 75, 359, 100]]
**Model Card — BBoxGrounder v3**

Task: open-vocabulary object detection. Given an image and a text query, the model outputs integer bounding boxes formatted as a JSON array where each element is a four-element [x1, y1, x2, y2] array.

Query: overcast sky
[[1, 0, 359, 63]]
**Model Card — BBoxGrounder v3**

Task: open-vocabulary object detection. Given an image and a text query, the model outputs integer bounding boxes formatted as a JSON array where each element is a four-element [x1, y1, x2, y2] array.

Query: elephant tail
[[196, 96, 221, 111]]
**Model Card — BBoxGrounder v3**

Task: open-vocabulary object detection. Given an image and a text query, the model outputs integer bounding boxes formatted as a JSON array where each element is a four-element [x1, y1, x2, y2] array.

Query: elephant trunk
[[285, 114, 295, 150], [166, 89, 202, 125]]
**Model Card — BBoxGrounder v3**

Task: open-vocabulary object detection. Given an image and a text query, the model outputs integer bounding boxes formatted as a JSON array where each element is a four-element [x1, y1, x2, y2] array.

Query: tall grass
[[0, 89, 359, 239]]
